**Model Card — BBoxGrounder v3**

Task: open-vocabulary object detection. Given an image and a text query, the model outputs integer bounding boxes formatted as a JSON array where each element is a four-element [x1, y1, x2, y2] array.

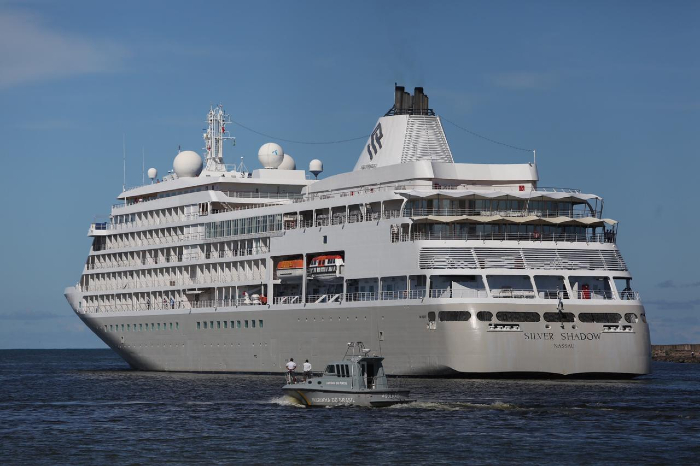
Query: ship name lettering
[[524, 332, 554, 340], [561, 332, 601, 341]]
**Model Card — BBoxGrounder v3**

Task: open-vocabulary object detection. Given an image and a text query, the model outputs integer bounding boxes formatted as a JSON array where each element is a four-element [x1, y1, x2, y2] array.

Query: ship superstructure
[[65, 88, 651, 377]]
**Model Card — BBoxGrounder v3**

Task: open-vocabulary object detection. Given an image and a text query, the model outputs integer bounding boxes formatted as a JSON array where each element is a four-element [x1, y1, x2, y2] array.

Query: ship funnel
[[353, 84, 453, 171], [389, 85, 432, 116]]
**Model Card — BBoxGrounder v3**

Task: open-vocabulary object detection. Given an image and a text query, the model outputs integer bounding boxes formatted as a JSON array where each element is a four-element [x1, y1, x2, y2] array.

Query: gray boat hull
[[282, 386, 413, 407]]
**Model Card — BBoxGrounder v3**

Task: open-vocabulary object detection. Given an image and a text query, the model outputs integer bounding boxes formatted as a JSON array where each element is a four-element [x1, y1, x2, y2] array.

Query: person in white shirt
[[303, 360, 312, 381], [285, 358, 297, 383]]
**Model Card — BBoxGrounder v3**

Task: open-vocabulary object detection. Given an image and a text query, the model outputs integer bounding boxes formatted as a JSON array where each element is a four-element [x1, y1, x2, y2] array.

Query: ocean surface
[[1, 350, 699, 465]]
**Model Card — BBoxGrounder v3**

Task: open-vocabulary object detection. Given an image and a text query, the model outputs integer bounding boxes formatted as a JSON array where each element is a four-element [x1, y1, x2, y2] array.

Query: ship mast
[[203, 104, 235, 172]]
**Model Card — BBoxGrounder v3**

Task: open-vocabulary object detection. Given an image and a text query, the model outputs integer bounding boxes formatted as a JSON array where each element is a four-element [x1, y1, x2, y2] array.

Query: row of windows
[[205, 215, 283, 239], [436, 311, 641, 324], [106, 322, 179, 332], [196, 320, 263, 329], [325, 363, 351, 377]]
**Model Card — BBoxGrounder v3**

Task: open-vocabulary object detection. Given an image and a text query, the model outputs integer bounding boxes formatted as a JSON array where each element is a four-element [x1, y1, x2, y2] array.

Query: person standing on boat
[[303, 360, 312, 381], [286, 358, 297, 383]]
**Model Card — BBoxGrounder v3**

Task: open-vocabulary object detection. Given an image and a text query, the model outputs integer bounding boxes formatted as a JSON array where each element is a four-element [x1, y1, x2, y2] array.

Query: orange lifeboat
[[277, 258, 303, 280]]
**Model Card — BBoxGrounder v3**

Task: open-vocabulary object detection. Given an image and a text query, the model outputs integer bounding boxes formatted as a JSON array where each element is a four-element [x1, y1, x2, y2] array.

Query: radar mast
[[203, 105, 235, 172]]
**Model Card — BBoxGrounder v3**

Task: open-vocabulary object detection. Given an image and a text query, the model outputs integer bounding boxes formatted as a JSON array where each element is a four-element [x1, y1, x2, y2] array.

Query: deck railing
[[403, 208, 599, 219], [80, 287, 640, 314], [406, 231, 614, 244]]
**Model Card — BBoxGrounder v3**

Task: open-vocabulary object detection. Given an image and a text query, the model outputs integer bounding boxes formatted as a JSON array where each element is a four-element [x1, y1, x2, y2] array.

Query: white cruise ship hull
[[66, 289, 650, 377]]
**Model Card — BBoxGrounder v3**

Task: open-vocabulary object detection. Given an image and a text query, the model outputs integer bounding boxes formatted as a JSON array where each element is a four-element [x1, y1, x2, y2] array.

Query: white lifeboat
[[308, 254, 344, 282]]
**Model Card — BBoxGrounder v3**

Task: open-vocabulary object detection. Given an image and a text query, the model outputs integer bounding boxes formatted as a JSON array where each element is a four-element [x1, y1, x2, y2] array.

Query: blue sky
[[0, 0, 698, 348]]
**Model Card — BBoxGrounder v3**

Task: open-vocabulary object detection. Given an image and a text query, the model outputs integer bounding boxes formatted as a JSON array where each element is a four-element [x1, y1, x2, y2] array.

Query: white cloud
[[0, 10, 128, 89], [488, 71, 557, 90]]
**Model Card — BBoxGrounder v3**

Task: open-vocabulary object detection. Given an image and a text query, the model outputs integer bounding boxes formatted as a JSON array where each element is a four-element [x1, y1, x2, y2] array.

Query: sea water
[[1, 350, 699, 464]]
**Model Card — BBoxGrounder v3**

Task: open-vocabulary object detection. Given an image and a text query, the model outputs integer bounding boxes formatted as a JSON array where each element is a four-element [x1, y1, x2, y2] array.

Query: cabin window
[[224, 321, 228, 329], [578, 313, 622, 323], [497, 312, 540, 323], [259, 320, 263, 328], [157, 323, 161, 330], [151, 323, 155, 330], [127, 324, 130, 331], [203, 322, 207, 329], [245, 320, 249, 328], [543, 312, 575, 323], [231, 321, 235, 328], [210, 321, 214, 329], [438, 311, 471, 322], [197, 322, 201, 329], [625, 313, 638, 323], [169, 323, 173, 330], [326, 365, 335, 374], [109, 325, 113, 331], [323, 235, 328, 244], [237, 321, 241, 328], [217, 321, 221, 329], [476, 311, 493, 322], [252, 320, 256, 328], [139, 324, 143, 331]]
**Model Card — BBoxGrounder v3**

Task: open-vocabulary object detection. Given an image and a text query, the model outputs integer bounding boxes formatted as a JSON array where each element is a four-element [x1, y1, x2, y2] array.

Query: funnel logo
[[366, 123, 384, 160]]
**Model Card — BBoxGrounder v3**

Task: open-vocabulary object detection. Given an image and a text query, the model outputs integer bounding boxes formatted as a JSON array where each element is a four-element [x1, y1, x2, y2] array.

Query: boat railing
[[428, 289, 489, 299], [408, 231, 612, 243], [576, 290, 616, 300], [403, 208, 600, 219], [273, 296, 302, 305], [537, 289, 570, 299], [491, 288, 536, 299], [85, 247, 269, 271]]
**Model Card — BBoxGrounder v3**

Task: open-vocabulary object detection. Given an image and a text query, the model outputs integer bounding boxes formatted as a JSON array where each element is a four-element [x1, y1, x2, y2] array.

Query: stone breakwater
[[652, 344, 700, 364]]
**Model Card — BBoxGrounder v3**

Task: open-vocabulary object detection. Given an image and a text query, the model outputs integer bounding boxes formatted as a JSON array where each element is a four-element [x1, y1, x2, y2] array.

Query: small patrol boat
[[282, 342, 414, 407]]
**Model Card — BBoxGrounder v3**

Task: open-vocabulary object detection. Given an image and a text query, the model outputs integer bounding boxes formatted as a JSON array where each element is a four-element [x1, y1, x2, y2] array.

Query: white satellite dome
[[147, 167, 158, 180], [173, 150, 203, 178], [278, 153, 296, 170], [258, 143, 284, 169], [309, 159, 323, 179]]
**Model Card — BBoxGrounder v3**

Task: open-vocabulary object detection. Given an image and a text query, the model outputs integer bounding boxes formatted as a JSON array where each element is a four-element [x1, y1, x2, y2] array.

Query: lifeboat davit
[[277, 258, 303, 281], [308, 254, 344, 282]]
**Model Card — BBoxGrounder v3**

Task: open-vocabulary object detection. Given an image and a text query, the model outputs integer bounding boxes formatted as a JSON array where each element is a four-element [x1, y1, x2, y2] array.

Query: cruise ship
[[64, 86, 651, 377]]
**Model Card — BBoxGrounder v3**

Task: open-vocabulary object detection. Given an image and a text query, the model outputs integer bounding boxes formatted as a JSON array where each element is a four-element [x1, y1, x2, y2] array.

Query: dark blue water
[[1, 350, 699, 465]]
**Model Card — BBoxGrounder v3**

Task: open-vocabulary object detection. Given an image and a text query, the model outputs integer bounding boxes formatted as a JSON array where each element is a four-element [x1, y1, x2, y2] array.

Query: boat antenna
[[203, 104, 235, 172], [122, 134, 126, 192], [142, 147, 145, 185], [533, 149, 536, 165]]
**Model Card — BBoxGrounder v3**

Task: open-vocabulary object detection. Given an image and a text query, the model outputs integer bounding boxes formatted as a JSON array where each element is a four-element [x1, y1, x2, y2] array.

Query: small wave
[[389, 400, 524, 411], [267, 395, 306, 408]]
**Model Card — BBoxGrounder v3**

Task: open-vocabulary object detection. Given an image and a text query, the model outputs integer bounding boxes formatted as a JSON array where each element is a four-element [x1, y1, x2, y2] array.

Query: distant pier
[[652, 344, 700, 363]]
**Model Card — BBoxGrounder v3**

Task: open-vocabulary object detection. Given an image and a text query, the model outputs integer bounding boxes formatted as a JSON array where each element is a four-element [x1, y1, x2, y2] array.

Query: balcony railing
[[428, 289, 489, 299], [403, 208, 600, 219], [86, 247, 269, 271], [406, 231, 614, 244], [80, 286, 641, 314]]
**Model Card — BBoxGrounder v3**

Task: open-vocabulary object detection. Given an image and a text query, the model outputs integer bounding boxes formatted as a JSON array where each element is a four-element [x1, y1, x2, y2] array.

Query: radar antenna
[[203, 104, 236, 172]]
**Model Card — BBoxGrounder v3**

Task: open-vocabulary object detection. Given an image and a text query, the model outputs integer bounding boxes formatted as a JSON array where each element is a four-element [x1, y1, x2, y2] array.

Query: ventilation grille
[[419, 247, 477, 269], [420, 247, 627, 271], [401, 116, 453, 163]]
